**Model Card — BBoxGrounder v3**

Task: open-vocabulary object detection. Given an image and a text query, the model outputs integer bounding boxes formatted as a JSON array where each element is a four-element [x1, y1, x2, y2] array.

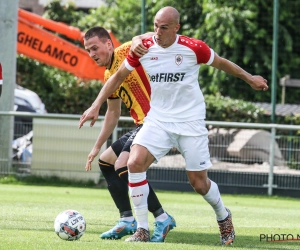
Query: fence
[[1, 111, 300, 197]]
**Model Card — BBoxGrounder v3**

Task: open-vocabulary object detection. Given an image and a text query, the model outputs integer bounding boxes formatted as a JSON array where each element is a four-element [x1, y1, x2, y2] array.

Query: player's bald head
[[155, 6, 180, 25]]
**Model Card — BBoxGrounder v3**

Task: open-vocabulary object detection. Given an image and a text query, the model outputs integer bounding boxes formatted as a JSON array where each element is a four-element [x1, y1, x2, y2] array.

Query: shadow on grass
[[70, 227, 300, 249], [12, 228, 299, 249], [0, 175, 97, 188], [164, 231, 299, 249]]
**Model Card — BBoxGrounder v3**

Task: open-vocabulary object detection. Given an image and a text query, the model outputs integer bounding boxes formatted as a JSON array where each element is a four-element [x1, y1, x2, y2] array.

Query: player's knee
[[115, 159, 127, 170], [115, 151, 130, 170], [190, 178, 210, 195], [99, 146, 117, 165], [98, 159, 114, 171], [127, 157, 143, 173]]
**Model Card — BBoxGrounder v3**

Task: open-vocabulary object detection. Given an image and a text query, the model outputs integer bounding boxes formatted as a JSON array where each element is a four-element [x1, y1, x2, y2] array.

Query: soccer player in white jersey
[[79, 6, 268, 245]]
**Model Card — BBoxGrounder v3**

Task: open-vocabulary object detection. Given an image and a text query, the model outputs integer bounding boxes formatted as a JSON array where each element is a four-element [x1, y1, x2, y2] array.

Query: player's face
[[153, 15, 180, 48], [84, 36, 113, 67]]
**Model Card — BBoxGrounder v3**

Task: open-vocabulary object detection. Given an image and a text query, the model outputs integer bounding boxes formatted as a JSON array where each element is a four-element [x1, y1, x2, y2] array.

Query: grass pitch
[[0, 182, 299, 250]]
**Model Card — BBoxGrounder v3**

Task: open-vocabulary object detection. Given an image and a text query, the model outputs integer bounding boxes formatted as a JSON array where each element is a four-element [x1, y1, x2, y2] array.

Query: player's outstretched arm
[[78, 62, 131, 128], [210, 53, 268, 91], [85, 99, 121, 171]]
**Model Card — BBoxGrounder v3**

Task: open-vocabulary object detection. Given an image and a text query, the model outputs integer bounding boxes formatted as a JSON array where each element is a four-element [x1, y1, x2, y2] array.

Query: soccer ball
[[54, 209, 86, 241]]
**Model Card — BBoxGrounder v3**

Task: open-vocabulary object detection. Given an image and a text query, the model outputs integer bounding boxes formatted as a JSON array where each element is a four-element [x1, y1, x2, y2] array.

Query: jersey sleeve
[[205, 48, 215, 65], [178, 36, 215, 65], [125, 53, 141, 71], [193, 39, 214, 65]]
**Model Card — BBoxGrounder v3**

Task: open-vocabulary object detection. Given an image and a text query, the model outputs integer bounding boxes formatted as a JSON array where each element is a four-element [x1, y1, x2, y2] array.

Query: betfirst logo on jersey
[[147, 72, 186, 83]]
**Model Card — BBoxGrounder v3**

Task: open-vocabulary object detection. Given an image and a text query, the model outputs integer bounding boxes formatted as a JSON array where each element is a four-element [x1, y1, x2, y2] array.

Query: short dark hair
[[84, 26, 113, 46]]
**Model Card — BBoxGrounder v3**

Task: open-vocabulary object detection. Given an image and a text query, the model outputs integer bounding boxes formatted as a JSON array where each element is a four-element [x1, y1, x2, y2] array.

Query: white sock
[[120, 216, 134, 222], [155, 212, 168, 222], [203, 180, 228, 221], [128, 172, 149, 230]]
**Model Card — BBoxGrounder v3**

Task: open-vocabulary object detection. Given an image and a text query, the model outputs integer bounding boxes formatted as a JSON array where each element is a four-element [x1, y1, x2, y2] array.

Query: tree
[[79, 0, 142, 43], [197, 0, 300, 103]]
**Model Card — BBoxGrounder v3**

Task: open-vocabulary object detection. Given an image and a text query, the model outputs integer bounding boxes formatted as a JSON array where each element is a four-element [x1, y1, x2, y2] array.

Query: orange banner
[[17, 17, 105, 81]]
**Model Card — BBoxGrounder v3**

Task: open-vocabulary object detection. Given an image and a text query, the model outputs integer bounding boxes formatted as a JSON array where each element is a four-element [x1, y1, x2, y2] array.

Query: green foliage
[[205, 94, 268, 123], [285, 114, 300, 127], [43, 0, 83, 27], [17, 55, 106, 114], [79, 0, 142, 43], [197, 0, 300, 103], [197, 1, 270, 100]]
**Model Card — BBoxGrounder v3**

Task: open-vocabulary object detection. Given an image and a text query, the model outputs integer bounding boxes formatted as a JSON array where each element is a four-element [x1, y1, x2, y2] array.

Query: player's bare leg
[[187, 170, 235, 245]]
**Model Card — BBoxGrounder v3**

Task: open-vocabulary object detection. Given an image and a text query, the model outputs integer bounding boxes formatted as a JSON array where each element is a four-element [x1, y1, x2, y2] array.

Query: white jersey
[[125, 34, 214, 122]]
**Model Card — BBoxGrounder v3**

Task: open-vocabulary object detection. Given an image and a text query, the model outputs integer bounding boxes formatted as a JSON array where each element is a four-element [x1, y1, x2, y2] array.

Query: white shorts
[[132, 118, 212, 171]]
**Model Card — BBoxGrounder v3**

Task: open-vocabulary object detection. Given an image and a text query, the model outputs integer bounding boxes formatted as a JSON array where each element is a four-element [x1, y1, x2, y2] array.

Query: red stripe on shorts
[[128, 179, 148, 187]]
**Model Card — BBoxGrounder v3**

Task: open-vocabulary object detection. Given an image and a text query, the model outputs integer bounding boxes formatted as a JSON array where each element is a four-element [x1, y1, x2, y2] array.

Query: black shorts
[[111, 124, 143, 157]]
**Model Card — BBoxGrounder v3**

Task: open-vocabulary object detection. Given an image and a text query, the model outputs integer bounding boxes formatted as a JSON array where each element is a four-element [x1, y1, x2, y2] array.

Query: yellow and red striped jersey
[[105, 41, 150, 125]]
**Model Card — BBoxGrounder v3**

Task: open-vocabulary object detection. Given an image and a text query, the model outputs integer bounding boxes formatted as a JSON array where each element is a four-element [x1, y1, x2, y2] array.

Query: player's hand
[[78, 105, 99, 129], [85, 147, 100, 171], [248, 75, 268, 91], [130, 37, 148, 57]]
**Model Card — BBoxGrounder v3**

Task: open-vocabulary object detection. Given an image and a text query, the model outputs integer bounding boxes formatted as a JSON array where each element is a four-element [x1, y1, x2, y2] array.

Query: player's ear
[[175, 23, 180, 32], [107, 39, 114, 49]]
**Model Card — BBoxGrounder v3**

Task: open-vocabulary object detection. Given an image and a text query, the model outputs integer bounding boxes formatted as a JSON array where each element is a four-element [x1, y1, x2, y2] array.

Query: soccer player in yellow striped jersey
[[104, 41, 150, 125], [82, 26, 176, 241]]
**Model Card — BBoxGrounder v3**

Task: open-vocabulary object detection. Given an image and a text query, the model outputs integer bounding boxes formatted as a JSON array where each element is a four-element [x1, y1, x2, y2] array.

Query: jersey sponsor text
[[148, 72, 186, 82]]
